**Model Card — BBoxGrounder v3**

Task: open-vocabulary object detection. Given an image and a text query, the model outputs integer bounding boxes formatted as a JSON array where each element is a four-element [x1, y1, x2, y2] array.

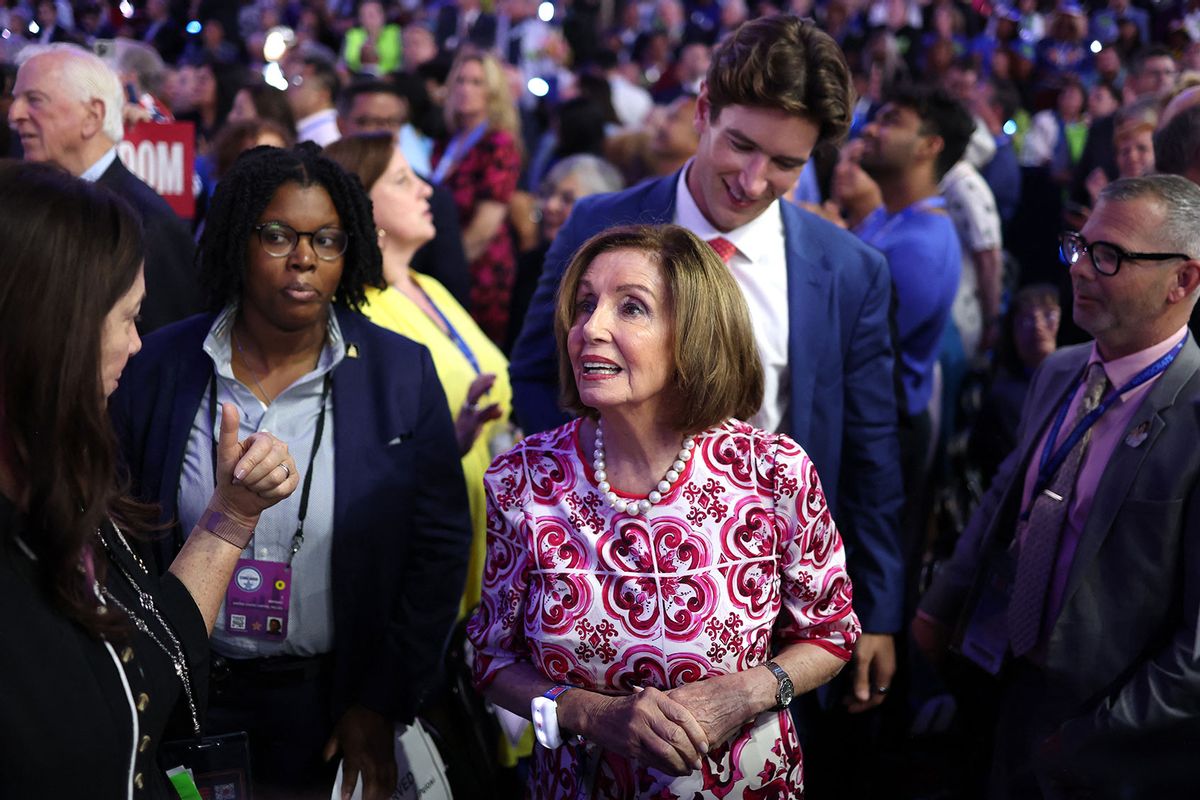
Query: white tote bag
[[331, 721, 454, 800]]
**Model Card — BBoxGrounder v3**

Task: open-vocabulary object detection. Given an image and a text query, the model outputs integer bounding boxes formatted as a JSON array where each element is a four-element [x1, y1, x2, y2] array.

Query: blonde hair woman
[[432, 49, 523, 345], [325, 132, 513, 616]]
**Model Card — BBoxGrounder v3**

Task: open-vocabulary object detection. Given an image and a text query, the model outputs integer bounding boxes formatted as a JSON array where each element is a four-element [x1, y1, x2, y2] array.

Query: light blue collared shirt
[[178, 305, 345, 658], [399, 123, 432, 177], [79, 146, 119, 183]]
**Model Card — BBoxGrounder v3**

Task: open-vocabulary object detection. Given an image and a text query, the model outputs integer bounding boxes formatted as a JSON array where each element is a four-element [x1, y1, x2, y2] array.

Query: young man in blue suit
[[510, 14, 905, 719]]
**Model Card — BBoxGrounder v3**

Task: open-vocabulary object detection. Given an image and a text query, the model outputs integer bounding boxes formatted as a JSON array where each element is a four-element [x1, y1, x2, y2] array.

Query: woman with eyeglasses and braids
[[109, 143, 472, 800]]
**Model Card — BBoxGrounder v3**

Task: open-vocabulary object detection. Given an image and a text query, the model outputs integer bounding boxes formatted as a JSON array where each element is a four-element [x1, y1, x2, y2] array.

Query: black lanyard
[[208, 370, 332, 565], [1024, 334, 1186, 516]]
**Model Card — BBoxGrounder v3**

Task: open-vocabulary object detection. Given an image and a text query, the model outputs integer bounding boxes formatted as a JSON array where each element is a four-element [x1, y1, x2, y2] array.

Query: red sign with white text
[[117, 121, 195, 219]]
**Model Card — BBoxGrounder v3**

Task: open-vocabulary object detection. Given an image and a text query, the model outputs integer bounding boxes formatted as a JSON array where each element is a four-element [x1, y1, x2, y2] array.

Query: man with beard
[[916, 175, 1200, 798], [853, 85, 972, 620]]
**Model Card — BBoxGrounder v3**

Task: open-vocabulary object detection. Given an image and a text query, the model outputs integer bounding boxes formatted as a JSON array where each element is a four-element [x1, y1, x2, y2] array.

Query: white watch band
[[531, 685, 571, 749]]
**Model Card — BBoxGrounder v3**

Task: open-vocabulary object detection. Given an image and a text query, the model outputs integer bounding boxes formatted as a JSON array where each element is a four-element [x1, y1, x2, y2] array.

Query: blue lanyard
[[430, 122, 488, 185], [415, 282, 482, 375], [1028, 334, 1186, 509]]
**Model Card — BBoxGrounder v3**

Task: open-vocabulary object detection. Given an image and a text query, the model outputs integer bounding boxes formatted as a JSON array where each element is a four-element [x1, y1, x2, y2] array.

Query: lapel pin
[[1124, 421, 1150, 448], [346, 343, 359, 359]]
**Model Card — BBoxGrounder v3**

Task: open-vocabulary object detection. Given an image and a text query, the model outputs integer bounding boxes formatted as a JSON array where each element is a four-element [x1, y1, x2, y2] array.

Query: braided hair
[[199, 141, 384, 312]]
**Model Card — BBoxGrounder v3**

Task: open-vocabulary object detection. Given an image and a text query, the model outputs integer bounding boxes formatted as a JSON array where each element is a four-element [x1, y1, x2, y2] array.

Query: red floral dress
[[467, 418, 861, 799], [432, 128, 522, 345]]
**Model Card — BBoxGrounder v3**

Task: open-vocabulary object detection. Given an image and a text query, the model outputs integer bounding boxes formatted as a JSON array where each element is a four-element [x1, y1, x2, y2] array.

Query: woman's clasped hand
[[565, 686, 711, 775]]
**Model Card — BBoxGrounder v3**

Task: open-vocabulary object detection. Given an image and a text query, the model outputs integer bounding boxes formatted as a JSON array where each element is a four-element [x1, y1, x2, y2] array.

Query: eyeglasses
[[1058, 231, 1192, 276], [254, 222, 348, 261]]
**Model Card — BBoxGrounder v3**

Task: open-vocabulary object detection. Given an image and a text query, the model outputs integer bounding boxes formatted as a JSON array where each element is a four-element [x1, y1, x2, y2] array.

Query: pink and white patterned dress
[[467, 418, 861, 799]]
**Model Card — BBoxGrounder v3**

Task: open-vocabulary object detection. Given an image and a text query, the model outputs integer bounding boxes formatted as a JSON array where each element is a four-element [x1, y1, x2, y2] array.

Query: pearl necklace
[[592, 420, 695, 515]]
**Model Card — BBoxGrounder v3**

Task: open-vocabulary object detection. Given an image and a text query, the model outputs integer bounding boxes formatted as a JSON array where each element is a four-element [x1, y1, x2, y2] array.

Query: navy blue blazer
[[509, 172, 905, 632], [98, 158, 199, 335], [109, 310, 472, 724]]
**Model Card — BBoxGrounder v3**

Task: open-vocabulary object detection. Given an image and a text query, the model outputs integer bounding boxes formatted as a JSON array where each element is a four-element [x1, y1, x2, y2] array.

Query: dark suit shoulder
[[113, 315, 212, 410], [571, 176, 673, 227], [536, 177, 672, 292], [336, 308, 431, 363], [1040, 343, 1093, 371], [99, 159, 185, 227], [137, 313, 215, 359], [1036, 345, 1099, 383]]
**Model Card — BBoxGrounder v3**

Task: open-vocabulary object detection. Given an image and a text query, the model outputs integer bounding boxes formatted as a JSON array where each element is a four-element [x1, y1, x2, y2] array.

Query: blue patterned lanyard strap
[[1028, 333, 1186, 509], [415, 282, 482, 375], [430, 122, 488, 186]]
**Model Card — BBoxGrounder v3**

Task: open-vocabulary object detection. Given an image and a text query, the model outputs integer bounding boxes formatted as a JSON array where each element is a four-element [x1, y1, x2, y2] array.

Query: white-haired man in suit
[[10, 43, 196, 333]]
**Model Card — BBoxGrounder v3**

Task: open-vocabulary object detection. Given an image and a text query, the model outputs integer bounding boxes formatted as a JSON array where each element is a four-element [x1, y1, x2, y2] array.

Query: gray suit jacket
[[921, 336, 1200, 788]]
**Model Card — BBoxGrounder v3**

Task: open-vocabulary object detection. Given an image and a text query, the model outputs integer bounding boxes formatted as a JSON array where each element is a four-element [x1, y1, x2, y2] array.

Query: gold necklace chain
[[232, 330, 273, 404]]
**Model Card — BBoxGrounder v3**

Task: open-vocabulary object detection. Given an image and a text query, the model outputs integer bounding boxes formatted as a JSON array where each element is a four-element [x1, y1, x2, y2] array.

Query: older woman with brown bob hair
[[467, 224, 860, 798]]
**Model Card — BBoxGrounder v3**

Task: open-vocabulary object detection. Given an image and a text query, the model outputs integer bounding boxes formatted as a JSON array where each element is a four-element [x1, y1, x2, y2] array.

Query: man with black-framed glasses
[[915, 174, 1200, 797], [1058, 230, 1192, 278]]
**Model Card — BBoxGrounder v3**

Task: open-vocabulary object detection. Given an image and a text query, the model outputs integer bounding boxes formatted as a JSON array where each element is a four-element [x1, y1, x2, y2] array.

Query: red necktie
[[707, 236, 737, 264]]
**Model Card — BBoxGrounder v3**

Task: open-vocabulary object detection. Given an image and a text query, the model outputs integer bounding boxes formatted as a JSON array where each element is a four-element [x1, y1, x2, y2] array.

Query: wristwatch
[[531, 685, 572, 749], [763, 660, 794, 711]]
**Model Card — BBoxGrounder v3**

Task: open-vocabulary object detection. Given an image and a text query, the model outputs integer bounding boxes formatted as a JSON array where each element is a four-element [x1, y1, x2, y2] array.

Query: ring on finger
[[278, 462, 291, 479], [874, 685, 889, 695]]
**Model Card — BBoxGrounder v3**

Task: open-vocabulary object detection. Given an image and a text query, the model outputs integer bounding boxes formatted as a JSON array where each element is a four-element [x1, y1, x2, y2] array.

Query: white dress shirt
[[80, 146, 119, 183], [940, 159, 1002, 360], [674, 162, 791, 433], [296, 108, 341, 147], [609, 73, 654, 130]]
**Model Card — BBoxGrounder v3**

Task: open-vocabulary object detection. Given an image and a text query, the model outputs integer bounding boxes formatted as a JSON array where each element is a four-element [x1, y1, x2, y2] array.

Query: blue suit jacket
[[109, 311, 472, 724], [509, 172, 905, 632]]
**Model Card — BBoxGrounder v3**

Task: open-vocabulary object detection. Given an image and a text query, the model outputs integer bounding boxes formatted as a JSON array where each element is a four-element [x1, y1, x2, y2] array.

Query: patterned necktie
[[1007, 362, 1110, 657], [707, 236, 737, 265]]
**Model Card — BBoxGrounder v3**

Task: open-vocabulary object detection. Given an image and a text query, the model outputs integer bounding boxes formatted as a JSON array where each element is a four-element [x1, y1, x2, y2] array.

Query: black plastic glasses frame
[[1058, 231, 1192, 277], [254, 223, 348, 261]]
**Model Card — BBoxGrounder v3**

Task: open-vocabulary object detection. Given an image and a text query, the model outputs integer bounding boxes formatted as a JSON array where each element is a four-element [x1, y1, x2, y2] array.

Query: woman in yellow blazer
[[326, 133, 512, 616]]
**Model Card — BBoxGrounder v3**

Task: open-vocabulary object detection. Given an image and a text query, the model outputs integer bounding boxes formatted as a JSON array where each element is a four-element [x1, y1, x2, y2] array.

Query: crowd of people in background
[[3, 0, 1200, 797]]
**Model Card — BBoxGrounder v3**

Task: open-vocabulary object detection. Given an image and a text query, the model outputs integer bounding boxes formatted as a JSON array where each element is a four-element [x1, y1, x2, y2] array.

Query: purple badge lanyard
[[1021, 333, 1186, 520], [429, 122, 488, 186], [208, 370, 332, 564]]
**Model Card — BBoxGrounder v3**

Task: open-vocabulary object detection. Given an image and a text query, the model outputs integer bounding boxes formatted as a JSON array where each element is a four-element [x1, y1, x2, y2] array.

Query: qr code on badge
[[215, 783, 236, 799], [229, 614, 247, 631]]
